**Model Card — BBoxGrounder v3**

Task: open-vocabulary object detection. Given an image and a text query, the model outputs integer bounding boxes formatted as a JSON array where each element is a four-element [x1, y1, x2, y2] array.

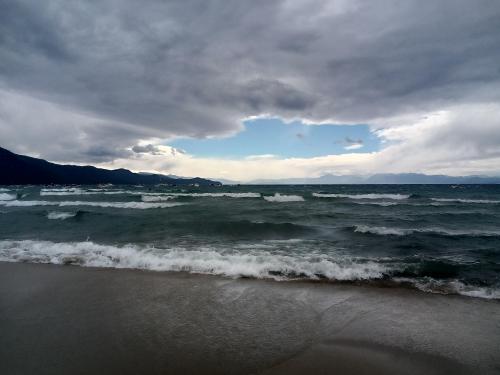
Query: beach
[[1, 262, 499, 374]]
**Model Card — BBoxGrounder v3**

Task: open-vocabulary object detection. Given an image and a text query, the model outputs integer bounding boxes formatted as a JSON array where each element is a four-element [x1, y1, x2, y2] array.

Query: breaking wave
[[263, 193, 304, 202], [47, 211, 78, 220], [313, 193, 410, 200], [354, 225, 500, 237], [395, 278, 500, 300], [0, 193, 16, 201], [1, 240, 498, 299], [141, 195, 177, 202], [430, 198, 500, 204], [0, 200, 185, 209], [0, 240, 386, 281], [40, 188, 127, 196], [352, 201, 399, 206], [161, 192, 261, 198]]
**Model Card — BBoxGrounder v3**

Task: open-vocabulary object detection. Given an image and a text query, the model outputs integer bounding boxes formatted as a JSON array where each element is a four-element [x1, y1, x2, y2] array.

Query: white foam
[[0, 240, 386, 281], [0, 188, 11, 192], [352, 201, 399, 206], [313, 193, 410, 200], [407, 278, 500, 300], [263, 193, 304, 202], [355, 225, 413, 236], [141, 195, 177, 202], [47, 211, 77, 220], [0, 200, 185, 209], [40, 189, 127, 196], [354, 225, 500, 237], [0, 193, 16, 201], [431, 198, 500, 204], [161, 192, 261, 198], [39, 189, 262, 198]]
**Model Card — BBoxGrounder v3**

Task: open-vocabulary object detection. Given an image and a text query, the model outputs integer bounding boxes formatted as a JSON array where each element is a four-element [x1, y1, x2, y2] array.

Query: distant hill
[[246, 173, 500, 185], [0, 147, 220, 186]]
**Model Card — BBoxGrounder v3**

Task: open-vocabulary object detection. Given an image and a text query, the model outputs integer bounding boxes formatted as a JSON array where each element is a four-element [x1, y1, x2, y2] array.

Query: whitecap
[[40, 189, 127, 196], [47, 211, 77, 220], [313, 193, 410, 200], [141, 195, 177, 202], [430, 198, 500, 204], [0, 240, 387, 281], [0, 200, 185, 209], [0, 193, 16, 201], [160, 192, 261, 198], [352, 201, 399, 206], [354, 225, 500, 237], [263, 193, 304, 202]]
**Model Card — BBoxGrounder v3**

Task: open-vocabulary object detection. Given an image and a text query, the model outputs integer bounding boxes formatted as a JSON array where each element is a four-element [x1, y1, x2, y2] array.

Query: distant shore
[[1, 262, 499, 375]]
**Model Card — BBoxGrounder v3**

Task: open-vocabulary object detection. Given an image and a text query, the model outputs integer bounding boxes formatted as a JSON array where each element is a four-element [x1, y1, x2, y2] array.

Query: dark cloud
[[132, 144, 161, 155], [0, 0, 499, 162], [345, 137, 363, 145], [296, 133, 306, 140]]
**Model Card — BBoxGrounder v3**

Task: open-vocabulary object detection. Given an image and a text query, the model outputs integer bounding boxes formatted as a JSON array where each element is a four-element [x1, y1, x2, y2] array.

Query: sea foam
[[162, 192, 261, 198], [430, 198, 500, 204], [313, 193, 410, 200], [47, 211, 77, 220], [263, 193, 304, 202], [0, 200, 185, 209], [0, 193, 16, 201], [354, 225, 500, 237], [0, 240, 386, 281], [141, 195, 177, 202]]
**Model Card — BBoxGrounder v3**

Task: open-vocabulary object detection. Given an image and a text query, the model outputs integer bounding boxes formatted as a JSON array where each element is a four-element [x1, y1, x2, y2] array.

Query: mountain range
[[227, 173, 500, 185], [0, 147, 219, 186]]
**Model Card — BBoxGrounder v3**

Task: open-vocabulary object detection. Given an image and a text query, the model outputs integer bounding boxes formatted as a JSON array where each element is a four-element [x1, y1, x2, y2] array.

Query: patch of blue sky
[[167, 118, 380, 158]]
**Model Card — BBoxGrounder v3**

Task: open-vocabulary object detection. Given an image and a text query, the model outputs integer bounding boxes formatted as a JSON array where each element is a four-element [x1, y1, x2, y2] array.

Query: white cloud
[[96, 103, 500, 180], [344, 144, 363, 150]]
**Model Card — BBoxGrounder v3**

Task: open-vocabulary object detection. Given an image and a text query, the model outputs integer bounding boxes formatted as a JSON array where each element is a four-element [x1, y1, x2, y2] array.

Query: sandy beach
[[1, 262, 499, 375]]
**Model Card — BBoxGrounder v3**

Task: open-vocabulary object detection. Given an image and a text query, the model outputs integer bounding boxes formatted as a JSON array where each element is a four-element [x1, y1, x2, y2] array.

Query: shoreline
[[0, 256, 498, 301], [1, 262, 499, 374]]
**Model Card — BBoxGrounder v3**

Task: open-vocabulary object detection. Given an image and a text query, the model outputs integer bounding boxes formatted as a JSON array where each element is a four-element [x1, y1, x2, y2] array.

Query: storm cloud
[[1, 0, 499, 170]]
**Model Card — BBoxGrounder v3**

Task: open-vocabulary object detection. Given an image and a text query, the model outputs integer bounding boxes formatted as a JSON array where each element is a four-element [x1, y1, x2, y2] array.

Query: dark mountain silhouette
[[0, 147, 219, 186]]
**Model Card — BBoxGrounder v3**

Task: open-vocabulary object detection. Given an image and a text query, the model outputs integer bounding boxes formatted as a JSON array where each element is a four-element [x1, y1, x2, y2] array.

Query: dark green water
[[1, 184, 499, 299]]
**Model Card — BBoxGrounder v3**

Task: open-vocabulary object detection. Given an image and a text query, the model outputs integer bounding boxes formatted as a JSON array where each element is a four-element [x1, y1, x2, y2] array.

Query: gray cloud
[[345, 137, 363, 145], [0, 0, 499, 164], [132, 144, 161, 155]]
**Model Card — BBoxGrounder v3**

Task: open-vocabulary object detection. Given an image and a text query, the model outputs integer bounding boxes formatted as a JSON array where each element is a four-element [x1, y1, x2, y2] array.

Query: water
[[0, 184, 499, 299]]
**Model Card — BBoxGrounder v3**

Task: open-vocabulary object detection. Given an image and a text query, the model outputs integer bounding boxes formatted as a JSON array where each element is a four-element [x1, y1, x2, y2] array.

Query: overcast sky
[[1, 0, 500, 181]]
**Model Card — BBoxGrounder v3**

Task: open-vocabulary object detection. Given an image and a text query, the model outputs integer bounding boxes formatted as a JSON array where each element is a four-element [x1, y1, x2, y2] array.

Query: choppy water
[[1, 184, 499, 299]]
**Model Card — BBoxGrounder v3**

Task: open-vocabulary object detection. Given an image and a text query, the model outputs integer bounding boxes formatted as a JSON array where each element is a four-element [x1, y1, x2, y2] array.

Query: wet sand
[[1, 262, 499, 374]]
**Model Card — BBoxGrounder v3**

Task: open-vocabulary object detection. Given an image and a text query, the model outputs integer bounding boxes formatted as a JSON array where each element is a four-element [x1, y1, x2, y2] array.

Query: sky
[[1, 0, 500, 181]]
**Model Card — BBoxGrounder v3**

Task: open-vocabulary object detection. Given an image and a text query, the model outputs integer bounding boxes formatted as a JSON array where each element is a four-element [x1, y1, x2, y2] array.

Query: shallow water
[[0, 184, 499, 299]]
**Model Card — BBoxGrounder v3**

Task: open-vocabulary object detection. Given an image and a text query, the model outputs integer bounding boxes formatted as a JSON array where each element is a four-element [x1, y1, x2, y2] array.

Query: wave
[[0, 200, 185, 209], [352, 201, 399, 206], [41, 191, 263, 198], [0, 188, 11, 192], [159, 192, 261, 198], [1, 240, 497, 299], [430, 198, 500, 204], [40, 189, 127, 196], [0, 240, 386, 281], [354, 225, 500, 237], [141, 195, 177, 202], [312, 193, 410, 200], [0, 193, 16, 201], [263, 193, 304, 202], [395, 278, 500, 300], [47, 211, 78, 220]]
